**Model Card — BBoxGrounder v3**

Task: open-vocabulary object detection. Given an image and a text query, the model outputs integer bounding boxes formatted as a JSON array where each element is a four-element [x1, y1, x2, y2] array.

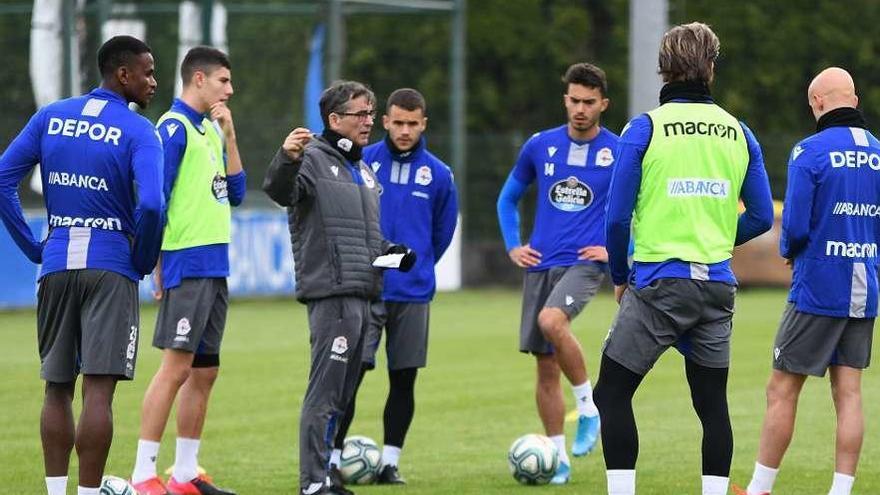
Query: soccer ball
[[339, 435, 382, 485], [507, 434, 559, 485], [99, 476, 135, 495]]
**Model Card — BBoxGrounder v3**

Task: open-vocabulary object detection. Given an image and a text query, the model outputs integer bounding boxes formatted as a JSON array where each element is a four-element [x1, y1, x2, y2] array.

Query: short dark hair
[[97, 35, 152, 77], [562, 63, 608, 97], [319, 80, 376, 127], [181, 46, 231, 84], [386, 88, 426, 114]]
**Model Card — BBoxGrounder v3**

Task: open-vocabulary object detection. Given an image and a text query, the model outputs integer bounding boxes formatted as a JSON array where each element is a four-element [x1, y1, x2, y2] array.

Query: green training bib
[[634, 103, 750, 264], [158, 111, 230, 251]]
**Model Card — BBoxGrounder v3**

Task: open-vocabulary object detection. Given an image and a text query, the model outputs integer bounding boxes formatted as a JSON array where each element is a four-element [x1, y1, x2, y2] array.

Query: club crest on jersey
[[212, 173, 229, 203], [596, 147, 614, 167], [415, 165, 432, 186], [548, 176, 593, 212], [547, 146, 558, 157], [360, 168, 376, 189], [371, 161, 381, 173]]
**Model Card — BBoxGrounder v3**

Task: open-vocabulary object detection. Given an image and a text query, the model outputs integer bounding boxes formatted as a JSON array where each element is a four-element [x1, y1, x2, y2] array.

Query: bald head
[[808, 67, 858, 120]]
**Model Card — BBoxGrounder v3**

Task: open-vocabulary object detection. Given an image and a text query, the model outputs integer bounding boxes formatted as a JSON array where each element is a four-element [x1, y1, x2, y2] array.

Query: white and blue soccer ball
[[340, 435, 382, 485], [99, 476, 135, 495], [507, 434, 560, 485]]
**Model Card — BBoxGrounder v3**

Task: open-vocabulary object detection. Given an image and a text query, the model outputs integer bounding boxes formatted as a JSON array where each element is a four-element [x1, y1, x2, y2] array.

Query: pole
[[61, 0, 75, 97], [628, 0, 667, 117], [450, 0, 466, 212], [201, 0, 214, 45], [327, 0, 344, 82]]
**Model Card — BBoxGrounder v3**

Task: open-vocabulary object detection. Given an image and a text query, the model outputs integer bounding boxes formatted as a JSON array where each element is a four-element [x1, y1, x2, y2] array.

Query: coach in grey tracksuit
[[263, 81, 414, 495]]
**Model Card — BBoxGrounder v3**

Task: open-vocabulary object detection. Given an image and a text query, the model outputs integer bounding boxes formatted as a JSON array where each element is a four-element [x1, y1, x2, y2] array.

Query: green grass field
[[1, 288, 877, 494]]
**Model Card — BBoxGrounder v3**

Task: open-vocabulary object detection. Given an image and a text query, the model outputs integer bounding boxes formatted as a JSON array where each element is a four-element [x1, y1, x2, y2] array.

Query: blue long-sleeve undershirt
[[496, 174, 529, 252]]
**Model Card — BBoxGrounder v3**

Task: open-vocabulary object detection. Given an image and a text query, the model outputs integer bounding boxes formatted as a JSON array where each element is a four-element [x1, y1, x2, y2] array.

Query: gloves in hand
[[385, 244, 417, 272]]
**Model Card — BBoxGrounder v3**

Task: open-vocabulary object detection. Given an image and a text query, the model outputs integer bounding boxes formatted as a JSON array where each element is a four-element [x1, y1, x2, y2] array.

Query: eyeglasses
[[336, 110, 377, 121]]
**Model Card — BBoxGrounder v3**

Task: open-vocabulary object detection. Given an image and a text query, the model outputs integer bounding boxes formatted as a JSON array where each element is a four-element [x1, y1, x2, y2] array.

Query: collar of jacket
[[816, 107, 866, 132], [659, 80, 714, 104], [321, 128, 363, 162], [384, 134, 424, 159]]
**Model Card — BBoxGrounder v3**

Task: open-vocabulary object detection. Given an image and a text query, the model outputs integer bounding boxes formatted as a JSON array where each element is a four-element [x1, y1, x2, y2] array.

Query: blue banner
[[304, 23, 326, 133], [0, 210, 297, 309]]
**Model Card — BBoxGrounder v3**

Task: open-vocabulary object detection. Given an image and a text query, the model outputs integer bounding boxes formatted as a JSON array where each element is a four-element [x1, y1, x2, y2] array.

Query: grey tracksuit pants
[[299, 296, 369, 493]]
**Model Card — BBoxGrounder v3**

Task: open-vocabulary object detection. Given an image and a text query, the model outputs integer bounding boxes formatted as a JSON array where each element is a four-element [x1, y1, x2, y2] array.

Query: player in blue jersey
[[0, 36, 164, 495], [329, 88, 459, 486], [735, 68, 879, 495], [496, 63, 618, 484], [130, 47, 243, 495]]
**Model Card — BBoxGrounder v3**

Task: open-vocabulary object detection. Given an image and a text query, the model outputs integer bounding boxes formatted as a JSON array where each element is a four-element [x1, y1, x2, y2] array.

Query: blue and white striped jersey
[[782, 109, 880, 318], [0, 87, 164, 281]]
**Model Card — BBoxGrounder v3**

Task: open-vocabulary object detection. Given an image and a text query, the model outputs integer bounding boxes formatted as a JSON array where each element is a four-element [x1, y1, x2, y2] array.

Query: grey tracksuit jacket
[[263, 136, 387, 492]]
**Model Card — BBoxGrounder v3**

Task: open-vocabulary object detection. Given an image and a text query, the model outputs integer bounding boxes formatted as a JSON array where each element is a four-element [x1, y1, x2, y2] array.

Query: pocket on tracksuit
[[329, 242, 343, 285]]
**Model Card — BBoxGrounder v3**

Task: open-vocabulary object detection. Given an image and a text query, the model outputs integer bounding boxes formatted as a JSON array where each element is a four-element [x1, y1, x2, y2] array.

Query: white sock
[[829, 472, 855, 495], [131, 439, 161, 484], [45, 476, 67, 495], [381, 445, 401, 467], [747, 462, 778, 495], [572, 381, 599, 417], [330, 448, 342, 467], [702, 475, 729, 495], [77, 487, 99, 495], [173, 437, 201, 483], [607, 469, 635, 495], [549, 435, 570, 465]]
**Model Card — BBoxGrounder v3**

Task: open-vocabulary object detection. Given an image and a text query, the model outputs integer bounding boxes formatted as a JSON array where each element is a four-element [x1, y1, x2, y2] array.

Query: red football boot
[[166, 473, 236, 495], [131, 476, 170, 495]]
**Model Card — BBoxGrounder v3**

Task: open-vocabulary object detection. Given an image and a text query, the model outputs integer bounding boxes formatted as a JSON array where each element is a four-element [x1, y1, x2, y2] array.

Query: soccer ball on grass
[[339, 435, 382, 485], [99, 476, 135, 495], [507, 434, 559, 485]]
